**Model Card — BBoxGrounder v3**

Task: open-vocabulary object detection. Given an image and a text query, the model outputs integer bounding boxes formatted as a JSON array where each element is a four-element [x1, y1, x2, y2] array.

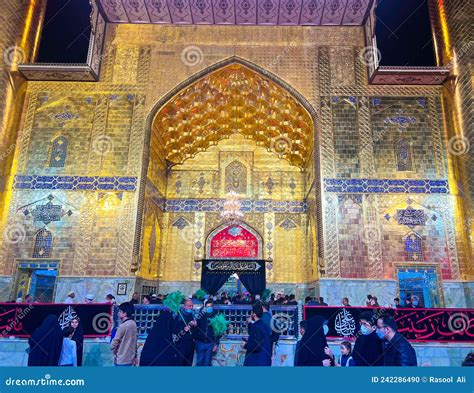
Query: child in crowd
[[58, 326, 77, 366], [324, 341, 355, 367]]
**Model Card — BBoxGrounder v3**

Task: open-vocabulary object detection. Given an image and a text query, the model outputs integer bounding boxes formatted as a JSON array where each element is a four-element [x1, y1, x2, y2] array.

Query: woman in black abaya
[[139, 310, 178, 366], [294, 316, 330, 366], [28, 314, 64, 366]]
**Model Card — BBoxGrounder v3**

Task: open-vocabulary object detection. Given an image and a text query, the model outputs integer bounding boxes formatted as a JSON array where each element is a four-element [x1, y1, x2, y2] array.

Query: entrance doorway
[[396, 265, 441, 307], [14, 260, 59, 302], [221, 274, 248, 296], [201, 223, 265, 295]]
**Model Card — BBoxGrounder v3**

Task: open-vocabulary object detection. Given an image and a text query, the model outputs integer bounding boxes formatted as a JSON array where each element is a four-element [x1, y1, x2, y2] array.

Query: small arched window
[[49, 136, 68, 167], [405, 232, 423, 262], [395, 138, 413, 171], [32, 229, 53, 258]]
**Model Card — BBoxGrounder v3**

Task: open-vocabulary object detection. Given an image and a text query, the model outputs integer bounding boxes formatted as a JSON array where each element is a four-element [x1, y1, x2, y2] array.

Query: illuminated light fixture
[[220, 191, 244, 225]]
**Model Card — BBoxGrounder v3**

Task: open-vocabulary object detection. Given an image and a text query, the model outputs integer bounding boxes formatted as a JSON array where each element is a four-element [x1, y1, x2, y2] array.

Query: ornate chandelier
[[220, 191, 244, 224]]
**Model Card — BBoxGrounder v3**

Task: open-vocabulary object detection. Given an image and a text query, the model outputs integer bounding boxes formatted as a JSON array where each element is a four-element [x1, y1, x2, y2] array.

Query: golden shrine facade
[[0, 0, 472, 307]]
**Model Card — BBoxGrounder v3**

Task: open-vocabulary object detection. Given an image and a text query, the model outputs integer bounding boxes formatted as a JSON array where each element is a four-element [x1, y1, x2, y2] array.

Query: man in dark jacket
[[306, 297, 320, 306], [377, 315, 417, 366], [352, 311, 384, 366], [243, 303, 272, 366], [194, 299, 219, 366], [175, 298, 197, 366], [287, 294, 298, 305]]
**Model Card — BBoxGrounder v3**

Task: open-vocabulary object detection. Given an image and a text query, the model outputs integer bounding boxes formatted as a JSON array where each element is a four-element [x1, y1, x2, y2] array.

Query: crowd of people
[[15, 289, 424, 310], [25, 291, 474, 368], [126, 291, 299, 306], [304, 294, 425, 309], [127, 292, 419, 309], [293, 311, 419, 367], [19, 287, 474, 367], [25, 297, 276, 367]]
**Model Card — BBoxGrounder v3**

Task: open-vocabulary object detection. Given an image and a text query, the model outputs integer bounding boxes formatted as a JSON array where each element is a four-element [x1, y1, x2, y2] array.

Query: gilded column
[[0, 0, 46, 227], [428, 0, 473, 278]]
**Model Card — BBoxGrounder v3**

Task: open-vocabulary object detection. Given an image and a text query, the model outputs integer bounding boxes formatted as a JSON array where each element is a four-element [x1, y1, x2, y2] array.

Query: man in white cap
[[85, 294, 94, 303], [65, 291, 75, 304]]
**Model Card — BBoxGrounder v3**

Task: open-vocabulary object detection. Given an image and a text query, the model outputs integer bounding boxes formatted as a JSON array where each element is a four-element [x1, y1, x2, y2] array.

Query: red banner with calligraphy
[[304, 306, 474, 343], [209, 225, 259, 259], [0, 303, 112, 338]]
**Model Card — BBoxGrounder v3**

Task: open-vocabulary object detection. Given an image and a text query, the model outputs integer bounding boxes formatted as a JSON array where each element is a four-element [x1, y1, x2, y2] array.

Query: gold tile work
[[273, 223, 306, 283], [167, 136, 304, 199], [0, 0, 46, 229], [138, 199, 163, 280], [329, 47, 356, 87], [152, 64, 313, 168], [25, 94, 95, 173], [431, 0, 473, 279], [162, 213, 195, 281], [378, 193, 457, 280], [149, 133, 308, 282], [112, 46, 139, 85]]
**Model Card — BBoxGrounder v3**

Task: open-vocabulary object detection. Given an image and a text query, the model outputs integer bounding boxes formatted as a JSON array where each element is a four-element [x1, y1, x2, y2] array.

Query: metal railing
[[133, 304, 298, 339]]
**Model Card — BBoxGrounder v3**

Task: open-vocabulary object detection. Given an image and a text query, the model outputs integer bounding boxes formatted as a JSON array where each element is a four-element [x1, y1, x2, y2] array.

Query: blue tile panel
[[323, 178, 449, 194], [14, 175, 138, 191], [13, 175, 449, 215], [163, 199, 307, 213], [17, 259, 59, 269]]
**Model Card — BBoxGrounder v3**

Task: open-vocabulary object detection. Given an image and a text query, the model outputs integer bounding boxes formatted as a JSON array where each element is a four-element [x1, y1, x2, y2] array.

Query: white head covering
[[85, 293, 94, 301]]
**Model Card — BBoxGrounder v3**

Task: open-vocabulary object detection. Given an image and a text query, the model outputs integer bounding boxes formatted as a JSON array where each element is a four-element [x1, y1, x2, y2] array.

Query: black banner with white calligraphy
[[201, 259, 266, 295], [304, 306, 474, 343], [0, 303, 112, 338]]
